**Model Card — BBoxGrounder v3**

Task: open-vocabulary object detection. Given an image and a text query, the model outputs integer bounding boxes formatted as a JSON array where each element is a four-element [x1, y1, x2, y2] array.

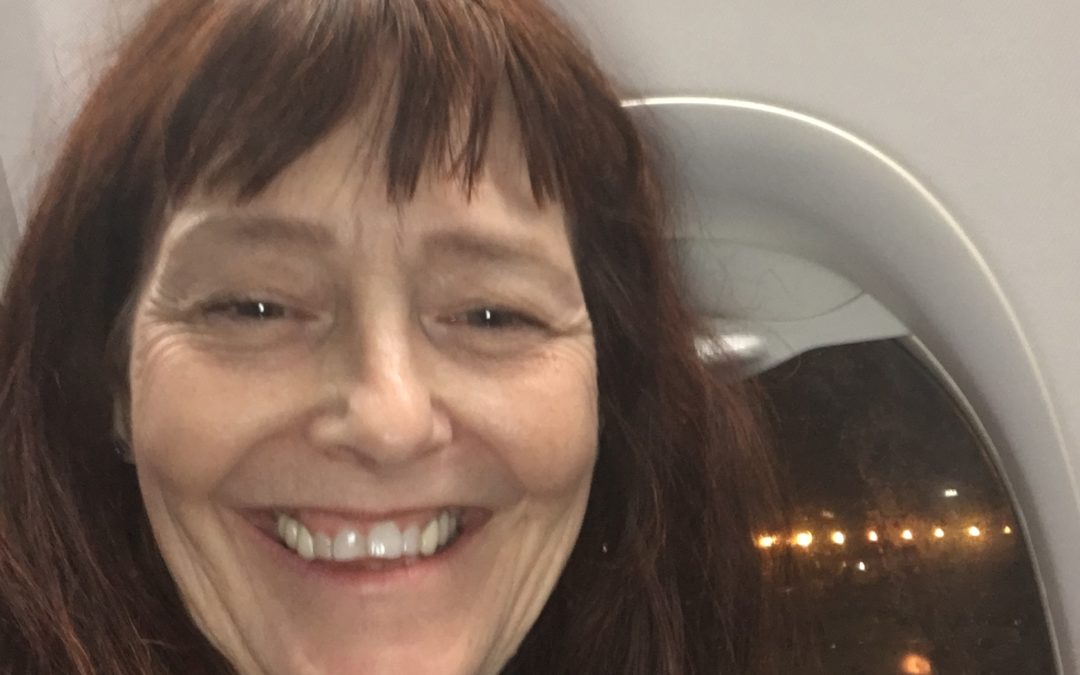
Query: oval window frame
[[625, 97, 1075, 672]]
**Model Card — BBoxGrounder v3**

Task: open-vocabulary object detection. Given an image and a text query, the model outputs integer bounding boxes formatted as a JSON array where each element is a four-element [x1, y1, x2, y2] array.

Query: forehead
[[274, 106, 540, 224], [157, 99, 571, 263]]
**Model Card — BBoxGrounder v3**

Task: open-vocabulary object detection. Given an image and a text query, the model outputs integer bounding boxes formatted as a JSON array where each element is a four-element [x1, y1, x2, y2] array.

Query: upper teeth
[[275, 510, 460, 562]]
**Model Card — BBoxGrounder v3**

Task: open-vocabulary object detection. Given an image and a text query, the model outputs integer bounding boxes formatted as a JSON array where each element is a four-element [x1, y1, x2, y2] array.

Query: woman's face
[[126, 109, 598, 675]]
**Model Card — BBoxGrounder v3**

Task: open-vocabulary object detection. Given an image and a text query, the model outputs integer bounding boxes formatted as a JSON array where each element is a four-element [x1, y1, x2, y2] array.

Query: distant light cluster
[[755, 521, 1014, 550]]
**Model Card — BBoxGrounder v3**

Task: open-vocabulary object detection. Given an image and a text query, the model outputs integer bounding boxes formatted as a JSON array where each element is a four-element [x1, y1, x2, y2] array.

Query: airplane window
[[752, 339, 1056, 674]]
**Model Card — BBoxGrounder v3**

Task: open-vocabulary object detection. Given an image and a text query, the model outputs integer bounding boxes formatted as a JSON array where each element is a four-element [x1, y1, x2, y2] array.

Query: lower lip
[[238, 513, 486, 592]]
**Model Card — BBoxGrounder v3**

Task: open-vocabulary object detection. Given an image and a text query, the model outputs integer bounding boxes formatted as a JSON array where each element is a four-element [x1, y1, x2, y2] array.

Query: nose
[[308, 326, 450, 468]]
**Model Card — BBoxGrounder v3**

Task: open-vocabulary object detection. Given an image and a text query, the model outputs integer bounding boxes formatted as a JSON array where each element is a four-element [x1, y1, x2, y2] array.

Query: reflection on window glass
[[753, 340, 1055, 674]]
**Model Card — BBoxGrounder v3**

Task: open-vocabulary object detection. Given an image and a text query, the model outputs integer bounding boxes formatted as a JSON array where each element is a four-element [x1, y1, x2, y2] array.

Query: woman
[[0, 0, 798, 673]]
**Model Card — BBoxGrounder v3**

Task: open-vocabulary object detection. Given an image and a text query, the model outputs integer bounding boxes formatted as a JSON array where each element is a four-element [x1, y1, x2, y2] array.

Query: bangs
[[160, 0, 629, 207]]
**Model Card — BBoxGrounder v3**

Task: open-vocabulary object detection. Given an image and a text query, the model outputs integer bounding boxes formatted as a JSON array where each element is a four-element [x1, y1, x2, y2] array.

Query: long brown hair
[[0, 1, 798, 672]]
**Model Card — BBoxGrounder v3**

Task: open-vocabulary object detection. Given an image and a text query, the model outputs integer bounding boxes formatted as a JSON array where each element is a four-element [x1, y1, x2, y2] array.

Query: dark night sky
[[755, 340, 1011, 525]]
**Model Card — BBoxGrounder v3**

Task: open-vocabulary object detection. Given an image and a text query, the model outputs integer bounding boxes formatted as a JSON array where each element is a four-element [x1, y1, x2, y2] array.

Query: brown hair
[[0, 1, 798, 672]]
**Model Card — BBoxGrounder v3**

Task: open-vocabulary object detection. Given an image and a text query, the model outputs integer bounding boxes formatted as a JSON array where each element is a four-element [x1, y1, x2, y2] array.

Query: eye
[[457, 307, 543, 331], [201, 298, 291, 322], [186, 292, 329, 351]]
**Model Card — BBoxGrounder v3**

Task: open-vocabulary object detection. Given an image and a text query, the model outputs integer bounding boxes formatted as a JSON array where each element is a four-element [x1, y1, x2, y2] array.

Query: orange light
[[899, 652, 933, 675], [757, 535, 776, 549], [901, 529, 914, 541], [794, 532, 813, 548], [933, 527, 945, 539], [867, 530, 879, 542], [1003, 526, 1013, 535], [830, 531, 846, 545], [967, 526, 982, 538]]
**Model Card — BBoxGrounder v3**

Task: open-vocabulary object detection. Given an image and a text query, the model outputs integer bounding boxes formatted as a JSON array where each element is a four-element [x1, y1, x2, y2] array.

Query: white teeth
[[438, 511, 450, 546], [420, 518, 440, 556], [368, 522, 403, 558], [402, 525, 421, 556], [314, 533, 333, 560], [276, 510, 460, 563], [333, 529, 365, 561], [284, 517, 299, 549], [296, 526, 315, 560]]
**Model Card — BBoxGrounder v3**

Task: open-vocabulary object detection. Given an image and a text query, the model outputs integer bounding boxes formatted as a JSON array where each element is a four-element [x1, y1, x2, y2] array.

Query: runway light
[[831, 531, 846, 545], [867, 530, 879, 542], [933, 527, 945, 539], [901, 529, 914, 541], [757, 535, 776, 549], [899, 652, 933, 675], [967, 526, 982, 538], [856, 561, 867, 572], [944, 488, 959, 498], [1003, 526, 1013, 535], [794, 532, 814, 548]]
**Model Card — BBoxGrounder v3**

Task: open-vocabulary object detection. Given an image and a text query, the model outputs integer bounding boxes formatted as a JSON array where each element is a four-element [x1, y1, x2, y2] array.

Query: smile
[[275, 508, 462, 564]]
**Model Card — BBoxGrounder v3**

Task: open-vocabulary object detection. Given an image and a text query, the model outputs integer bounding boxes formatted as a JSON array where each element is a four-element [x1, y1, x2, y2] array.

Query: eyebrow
[[422, 229, 577, 281], [165, 212, 578, 288], [170, 213, 338, 251]]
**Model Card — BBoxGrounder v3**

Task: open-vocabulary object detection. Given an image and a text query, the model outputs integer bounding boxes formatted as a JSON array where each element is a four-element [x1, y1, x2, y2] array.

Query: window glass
[[753, 339, 1056, 674]]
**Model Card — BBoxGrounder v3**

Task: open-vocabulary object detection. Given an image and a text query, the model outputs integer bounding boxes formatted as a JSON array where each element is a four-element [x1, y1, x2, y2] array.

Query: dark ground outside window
[[752, 339, 1055, 674]]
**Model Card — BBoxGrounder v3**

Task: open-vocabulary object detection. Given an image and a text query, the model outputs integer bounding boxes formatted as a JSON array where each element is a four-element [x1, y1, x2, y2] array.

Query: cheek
[[129, 327, 319, 494], [460, 345, 599, 499]]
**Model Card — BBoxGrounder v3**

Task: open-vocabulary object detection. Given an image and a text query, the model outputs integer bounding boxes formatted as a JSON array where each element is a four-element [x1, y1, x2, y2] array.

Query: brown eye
[[203, 299, 289, 321], [460, 307, 541, 330], [191, 294, 328, 352]]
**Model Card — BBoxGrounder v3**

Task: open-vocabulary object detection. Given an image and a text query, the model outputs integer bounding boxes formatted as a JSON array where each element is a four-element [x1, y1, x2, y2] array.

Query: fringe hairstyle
[[0, 1, 800, 672]]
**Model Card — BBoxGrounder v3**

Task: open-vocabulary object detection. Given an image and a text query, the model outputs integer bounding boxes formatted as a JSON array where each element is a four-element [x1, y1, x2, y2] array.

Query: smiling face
[[125, 106, 598, 675]]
